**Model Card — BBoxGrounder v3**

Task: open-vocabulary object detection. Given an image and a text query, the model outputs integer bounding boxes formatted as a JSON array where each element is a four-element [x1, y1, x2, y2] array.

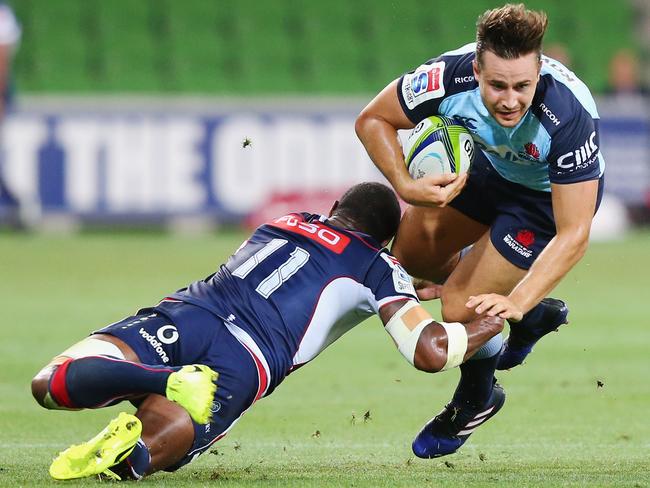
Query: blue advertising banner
[[1, 97, 648, 225], [1, 105, 383, 223]]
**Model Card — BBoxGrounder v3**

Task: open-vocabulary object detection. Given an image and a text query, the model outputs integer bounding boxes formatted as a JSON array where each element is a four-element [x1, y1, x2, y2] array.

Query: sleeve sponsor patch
[[380, 253, 417, 297], [401, 61, 446, 109], [555, 130, 599, 173]]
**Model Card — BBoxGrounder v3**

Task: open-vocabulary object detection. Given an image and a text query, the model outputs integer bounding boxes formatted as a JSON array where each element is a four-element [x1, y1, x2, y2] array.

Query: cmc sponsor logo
[[557, 131, 598, 169], [138, 325, 179, 363], [539, 103, 560, 126]]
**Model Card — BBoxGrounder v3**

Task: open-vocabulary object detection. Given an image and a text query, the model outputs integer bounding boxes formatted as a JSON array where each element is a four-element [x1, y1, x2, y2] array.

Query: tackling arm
[[379, 300, 504, 373], [355, 80, 466, 207]]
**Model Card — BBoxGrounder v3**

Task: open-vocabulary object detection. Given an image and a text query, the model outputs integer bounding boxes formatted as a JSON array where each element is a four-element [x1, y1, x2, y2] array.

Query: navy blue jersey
[[170, 213, 418, 394], [398, 43, 605, 192]]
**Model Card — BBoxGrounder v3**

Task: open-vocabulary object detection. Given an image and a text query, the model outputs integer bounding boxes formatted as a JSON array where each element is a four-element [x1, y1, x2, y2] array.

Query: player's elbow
[[354, 110, 374, 142], [574, 231, 590, 258], [559, 226, 591, 261], [413, 337, 447, 373]]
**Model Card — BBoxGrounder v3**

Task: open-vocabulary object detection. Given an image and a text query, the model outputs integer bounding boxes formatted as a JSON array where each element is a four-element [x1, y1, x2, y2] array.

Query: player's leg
[[48, 304, 263, 480], [411, 233, 525, 458], [31, 333, 216, 424], [440, 231, 528, 322], [110, 315, 265, 479], [412, 347, 506, 458], [48, 388, 203, 481], [440, 227, 569, 367], [392, 204, 487, 283]]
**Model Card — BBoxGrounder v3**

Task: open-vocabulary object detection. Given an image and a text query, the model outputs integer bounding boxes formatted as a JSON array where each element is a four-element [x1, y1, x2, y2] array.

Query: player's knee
[[31, 366, 54, 408], [440, 289, 475, 323]]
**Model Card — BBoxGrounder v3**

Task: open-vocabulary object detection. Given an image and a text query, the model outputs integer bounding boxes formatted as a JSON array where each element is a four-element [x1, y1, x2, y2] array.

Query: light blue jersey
[[398, 43, 604, 192]]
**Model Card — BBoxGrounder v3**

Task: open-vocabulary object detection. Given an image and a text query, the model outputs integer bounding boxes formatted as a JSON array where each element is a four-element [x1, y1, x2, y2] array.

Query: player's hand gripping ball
[[403, 116, 475, 179]]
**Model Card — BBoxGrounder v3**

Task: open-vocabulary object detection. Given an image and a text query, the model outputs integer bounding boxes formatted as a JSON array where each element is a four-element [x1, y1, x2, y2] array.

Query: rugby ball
[[403, 116, 474, 179]]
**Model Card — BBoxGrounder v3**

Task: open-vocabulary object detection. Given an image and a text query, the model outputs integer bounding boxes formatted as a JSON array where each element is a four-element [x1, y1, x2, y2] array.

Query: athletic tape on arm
[[439, 321, 468, 370], [384, 300, 431, 365]]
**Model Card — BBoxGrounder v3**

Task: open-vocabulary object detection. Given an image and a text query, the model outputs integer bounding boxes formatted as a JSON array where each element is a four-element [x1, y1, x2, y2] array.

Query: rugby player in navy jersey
[[356, 4, 604, 458], [31, 182, 504, 481]]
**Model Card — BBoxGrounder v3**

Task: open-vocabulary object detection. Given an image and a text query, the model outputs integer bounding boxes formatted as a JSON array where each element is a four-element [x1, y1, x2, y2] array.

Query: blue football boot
[[497, 298, 569, 370], [412, 383, 506, 458]]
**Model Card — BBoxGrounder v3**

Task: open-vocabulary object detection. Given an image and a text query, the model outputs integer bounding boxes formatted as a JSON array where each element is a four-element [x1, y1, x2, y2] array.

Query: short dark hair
[[334, 182, 401, 244], [476, 3, 548, 65]]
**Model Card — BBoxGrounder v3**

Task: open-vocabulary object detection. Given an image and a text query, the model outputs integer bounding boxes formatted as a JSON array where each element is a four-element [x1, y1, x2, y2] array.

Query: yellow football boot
[[49, 412, 141, 480], [166, 364, 218, 424]]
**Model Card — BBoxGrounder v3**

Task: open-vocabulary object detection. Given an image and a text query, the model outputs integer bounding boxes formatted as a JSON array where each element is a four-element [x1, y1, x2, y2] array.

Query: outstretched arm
[[355, 80, 467, 207], [379, 300, 503, 372]]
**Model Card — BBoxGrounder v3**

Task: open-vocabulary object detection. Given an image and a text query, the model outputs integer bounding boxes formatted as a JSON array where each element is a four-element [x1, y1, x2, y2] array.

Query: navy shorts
[[95, 300, 267, 470], [449, 150, 604, 269]]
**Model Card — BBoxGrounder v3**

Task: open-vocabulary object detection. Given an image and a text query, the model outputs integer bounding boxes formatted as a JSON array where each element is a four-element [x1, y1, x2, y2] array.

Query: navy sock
[[451, 352, 499, 409], [106, 438, 152, 480], [124, 439, 151, 479], [49, 356, 178, 409]]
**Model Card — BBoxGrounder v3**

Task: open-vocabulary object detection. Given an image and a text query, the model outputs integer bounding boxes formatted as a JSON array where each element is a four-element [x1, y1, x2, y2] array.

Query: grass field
[[1, 229, 649, 487]]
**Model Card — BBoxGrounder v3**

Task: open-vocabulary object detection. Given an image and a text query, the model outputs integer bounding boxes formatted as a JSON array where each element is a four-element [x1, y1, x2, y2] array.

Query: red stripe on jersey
[[49, 358, 75, 408], [240, 342, 269, 401], [159, 297, 182, 304], [268, 214, 351, 254]]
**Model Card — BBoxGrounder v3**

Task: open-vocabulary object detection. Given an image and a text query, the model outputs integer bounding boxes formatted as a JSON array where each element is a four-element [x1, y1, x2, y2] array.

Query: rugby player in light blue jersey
[[31, 182, 504, 481], [356, 3, 604, 458]]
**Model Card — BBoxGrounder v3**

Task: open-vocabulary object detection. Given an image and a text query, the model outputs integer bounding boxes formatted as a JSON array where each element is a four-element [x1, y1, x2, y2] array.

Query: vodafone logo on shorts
[[138, 325, 179, 363], [156, 324, 179, 344]]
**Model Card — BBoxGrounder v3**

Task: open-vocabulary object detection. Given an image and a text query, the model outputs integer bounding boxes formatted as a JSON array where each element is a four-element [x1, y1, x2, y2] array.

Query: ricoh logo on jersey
[[138, 325, 179, 363], [539, 103, 560, 126], [454, 75, 474, 84], [557, 131, 598, 169]]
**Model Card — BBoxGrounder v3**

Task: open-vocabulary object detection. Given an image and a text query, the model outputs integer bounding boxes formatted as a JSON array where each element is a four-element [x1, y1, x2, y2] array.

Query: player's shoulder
[[438, 43, 478, 89], [532, 57, 599, 134], [400, 42, 478, 114], [370, 250, 418, 300]]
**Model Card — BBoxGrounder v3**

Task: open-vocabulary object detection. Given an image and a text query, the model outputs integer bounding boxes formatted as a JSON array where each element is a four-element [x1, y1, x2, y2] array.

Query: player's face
[[473, 50, 541, 128]]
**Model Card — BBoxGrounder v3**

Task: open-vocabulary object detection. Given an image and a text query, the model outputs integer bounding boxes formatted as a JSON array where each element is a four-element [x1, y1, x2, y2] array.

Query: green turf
[[1, 230, 649, 487]]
